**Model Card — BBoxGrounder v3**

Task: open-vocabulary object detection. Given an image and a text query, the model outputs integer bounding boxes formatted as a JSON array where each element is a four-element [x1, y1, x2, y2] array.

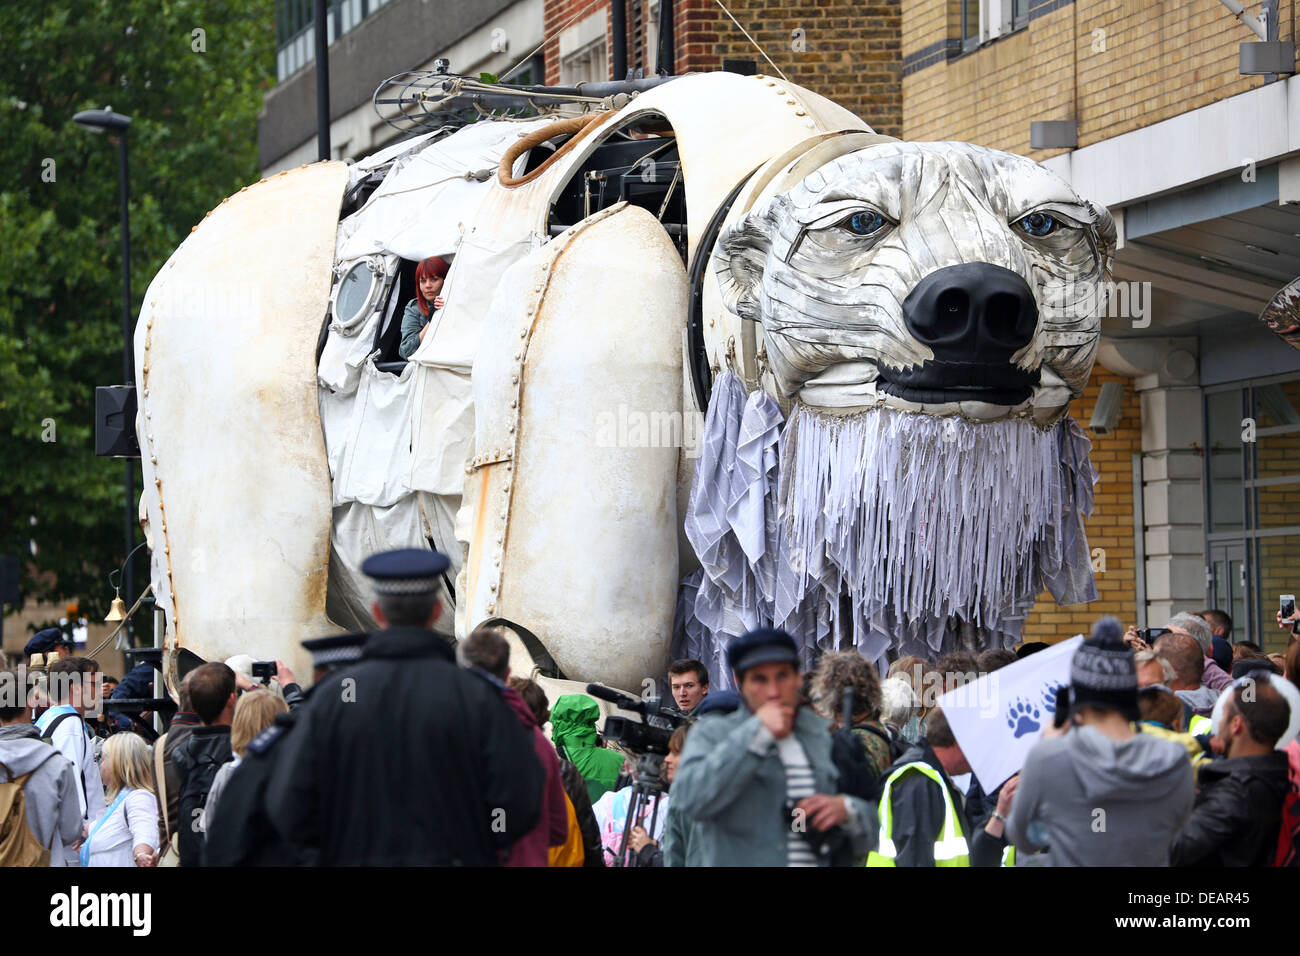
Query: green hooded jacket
[[550, 695, 625, 803]]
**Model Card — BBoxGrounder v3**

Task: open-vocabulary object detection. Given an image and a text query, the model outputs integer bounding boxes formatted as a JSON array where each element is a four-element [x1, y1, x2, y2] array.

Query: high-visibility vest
[[1001, 843, 1015, 867], [866, 761, 970, 867], [1188, 714, 1212, 737]]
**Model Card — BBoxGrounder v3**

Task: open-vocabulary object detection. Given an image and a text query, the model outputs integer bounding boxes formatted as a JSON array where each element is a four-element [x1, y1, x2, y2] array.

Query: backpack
[[547, 792, 585, 867], [0, 759, 51, 867], [174, 735, 231, 866]]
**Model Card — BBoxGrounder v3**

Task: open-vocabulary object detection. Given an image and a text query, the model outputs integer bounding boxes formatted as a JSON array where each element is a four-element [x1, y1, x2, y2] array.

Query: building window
[[1204, 374, 1300, 651], [960, 0, 980, 52], [558, 11, 609, 85], [959, 0, 1028, 54], [560, 39, 609, 85], [274, 0, 379, 82], [511, 55, 545, 88]]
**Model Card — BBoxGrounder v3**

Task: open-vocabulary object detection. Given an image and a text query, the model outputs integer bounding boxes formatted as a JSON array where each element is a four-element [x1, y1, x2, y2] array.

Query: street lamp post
[[73, 107, 136, 637]]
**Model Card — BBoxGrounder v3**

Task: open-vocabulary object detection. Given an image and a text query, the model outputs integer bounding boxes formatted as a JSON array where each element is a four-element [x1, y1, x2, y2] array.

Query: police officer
[[25, 627, 74, 665], [263, 548, 544, 865], [203, 632, 369, 867]]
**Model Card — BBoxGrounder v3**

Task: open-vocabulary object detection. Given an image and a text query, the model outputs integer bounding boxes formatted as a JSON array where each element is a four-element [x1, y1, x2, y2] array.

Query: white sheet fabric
[[320, 120, 556, 606], [332, 358, 418, 508], [335, 118, 553, 263]]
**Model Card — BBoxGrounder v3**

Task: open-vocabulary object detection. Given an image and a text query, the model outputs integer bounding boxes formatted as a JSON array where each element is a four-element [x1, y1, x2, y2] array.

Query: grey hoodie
[[0, 723, 84, 865], [1174, 684, 1220, 717], [1005, 724, 1195, 866]]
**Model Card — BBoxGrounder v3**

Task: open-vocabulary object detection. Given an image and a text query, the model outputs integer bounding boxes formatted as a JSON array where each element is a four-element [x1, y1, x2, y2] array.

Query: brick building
[[902, 1, 1300, 651], [542, 0, 902, 137]]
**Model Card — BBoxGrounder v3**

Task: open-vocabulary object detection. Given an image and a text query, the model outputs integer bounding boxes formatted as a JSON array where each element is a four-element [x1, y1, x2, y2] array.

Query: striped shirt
[[776, 735, 819, 866]]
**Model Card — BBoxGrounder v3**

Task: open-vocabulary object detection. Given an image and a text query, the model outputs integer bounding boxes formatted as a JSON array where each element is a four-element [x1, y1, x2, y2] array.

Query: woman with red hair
[[397, 255, 450, 359]]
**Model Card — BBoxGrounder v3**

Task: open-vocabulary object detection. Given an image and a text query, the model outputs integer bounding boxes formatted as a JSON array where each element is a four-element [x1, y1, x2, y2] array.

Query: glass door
[[1207, 542, 1247, 643]]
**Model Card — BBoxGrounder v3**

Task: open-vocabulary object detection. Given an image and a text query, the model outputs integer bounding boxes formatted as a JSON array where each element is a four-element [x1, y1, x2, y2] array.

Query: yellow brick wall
[[1021, 363, 1141, 643], [902, 1, 1296, 157]]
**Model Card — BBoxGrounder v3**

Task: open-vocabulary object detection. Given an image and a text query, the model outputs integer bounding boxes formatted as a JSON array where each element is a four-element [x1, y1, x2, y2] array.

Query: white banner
[[936, 636, 1083, 790]]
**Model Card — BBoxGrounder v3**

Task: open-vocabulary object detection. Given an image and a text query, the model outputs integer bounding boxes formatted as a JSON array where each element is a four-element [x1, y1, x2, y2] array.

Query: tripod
[[611, 751, 668, 867]]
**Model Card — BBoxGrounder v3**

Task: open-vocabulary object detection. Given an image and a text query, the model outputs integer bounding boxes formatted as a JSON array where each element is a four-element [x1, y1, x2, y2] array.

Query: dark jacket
[[558, 759, 605, 867], [281, 683, 306, 711], [883, 741, 1006, 867], [263, 626, 544, 865], [204, 709, 307, 867], [1171, 751, 1290, 867], [173, 725, 233, 867], [398, 299, 430, 359], [157, 715, 198, 845]]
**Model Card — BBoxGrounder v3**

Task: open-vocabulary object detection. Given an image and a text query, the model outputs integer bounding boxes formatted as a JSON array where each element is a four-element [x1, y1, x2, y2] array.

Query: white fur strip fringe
[[676, 371, 1098, 685]]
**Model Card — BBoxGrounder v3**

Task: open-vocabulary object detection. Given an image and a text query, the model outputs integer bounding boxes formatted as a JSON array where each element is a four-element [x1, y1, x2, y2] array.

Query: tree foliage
[[0, 1, 273, 617]]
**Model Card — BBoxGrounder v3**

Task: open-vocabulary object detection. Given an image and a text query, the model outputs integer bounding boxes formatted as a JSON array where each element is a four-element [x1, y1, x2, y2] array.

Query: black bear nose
[[902, 263, 1038, 361]]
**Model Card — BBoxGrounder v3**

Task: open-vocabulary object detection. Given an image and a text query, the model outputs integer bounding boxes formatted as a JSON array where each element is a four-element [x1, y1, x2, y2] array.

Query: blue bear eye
[[1017, 212, 1058, 237], [842, 210, 887, 236]]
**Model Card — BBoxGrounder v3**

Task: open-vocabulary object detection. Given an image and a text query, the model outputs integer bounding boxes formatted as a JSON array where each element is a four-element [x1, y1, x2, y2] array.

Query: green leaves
[[0, 0, 273, 617]]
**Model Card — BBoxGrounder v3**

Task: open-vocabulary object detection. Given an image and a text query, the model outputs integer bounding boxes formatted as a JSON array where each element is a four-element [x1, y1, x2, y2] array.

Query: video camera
[[584, 683, 688, 757], [584, 683, 686, 867]]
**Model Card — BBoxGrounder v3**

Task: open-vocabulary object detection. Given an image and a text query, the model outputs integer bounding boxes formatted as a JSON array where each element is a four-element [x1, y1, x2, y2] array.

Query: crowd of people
[[2, 548, 1298, 868]]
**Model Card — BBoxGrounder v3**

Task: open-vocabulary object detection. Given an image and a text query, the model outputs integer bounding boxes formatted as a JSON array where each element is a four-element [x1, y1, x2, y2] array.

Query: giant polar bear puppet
[[134, 73, 1113, 695]]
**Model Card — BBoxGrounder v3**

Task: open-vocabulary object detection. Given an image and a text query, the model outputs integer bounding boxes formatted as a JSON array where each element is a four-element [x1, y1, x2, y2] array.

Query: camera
[[602, 715, 672, 756], [251, 661, 277, 683], [1135, 626, 1170, 644], [584, 683, 687, 759], [783, 799, 849, 861]]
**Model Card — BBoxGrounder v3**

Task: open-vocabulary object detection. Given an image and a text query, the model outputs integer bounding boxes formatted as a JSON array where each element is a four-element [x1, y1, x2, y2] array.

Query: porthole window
[[331, 257, 386, 333]]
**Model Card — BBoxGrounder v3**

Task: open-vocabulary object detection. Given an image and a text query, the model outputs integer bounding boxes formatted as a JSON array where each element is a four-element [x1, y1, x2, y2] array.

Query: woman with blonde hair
[[202, 689, 287, 833], [81, 732, 160, 867]]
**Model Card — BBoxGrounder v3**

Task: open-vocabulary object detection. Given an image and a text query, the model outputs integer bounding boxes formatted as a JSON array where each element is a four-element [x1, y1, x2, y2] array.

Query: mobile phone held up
[[1053, 685, 1072, 729], [1282, 594, 1296, 620], [251, 660, 278, 684]]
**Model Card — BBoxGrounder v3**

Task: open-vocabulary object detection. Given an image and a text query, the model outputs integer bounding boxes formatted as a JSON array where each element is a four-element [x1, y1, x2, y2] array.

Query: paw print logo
[[1006, 697, 1042, 738], [1041, 682, 1065, 715]]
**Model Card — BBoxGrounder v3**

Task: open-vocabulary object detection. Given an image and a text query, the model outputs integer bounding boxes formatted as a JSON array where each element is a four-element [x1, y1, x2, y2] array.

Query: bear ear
[[712, 203, 779, 324], [1088, 200, 1117, 258]]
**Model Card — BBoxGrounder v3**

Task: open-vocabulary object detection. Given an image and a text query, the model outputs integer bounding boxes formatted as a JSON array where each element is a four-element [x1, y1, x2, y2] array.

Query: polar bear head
[[714, 141, 1116, 424]]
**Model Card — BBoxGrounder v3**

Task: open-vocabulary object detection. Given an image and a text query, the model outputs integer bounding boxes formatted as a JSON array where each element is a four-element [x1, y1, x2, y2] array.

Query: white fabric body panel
[[325, 126, 555, 616], [318, 377, 358, 484], [459, 203, 686, 689], [410, 234, 539, 371], [336, 118, 554, 262], [333, 358, 418, 507], [136, 161, 348, 686], [344, 131, 433, 190], [327, 497, 431, 629], [406, 365, 475, 497], [316, 318, 377, 394], [84, 790, 159, 867], [316, 287, 384, 395]]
